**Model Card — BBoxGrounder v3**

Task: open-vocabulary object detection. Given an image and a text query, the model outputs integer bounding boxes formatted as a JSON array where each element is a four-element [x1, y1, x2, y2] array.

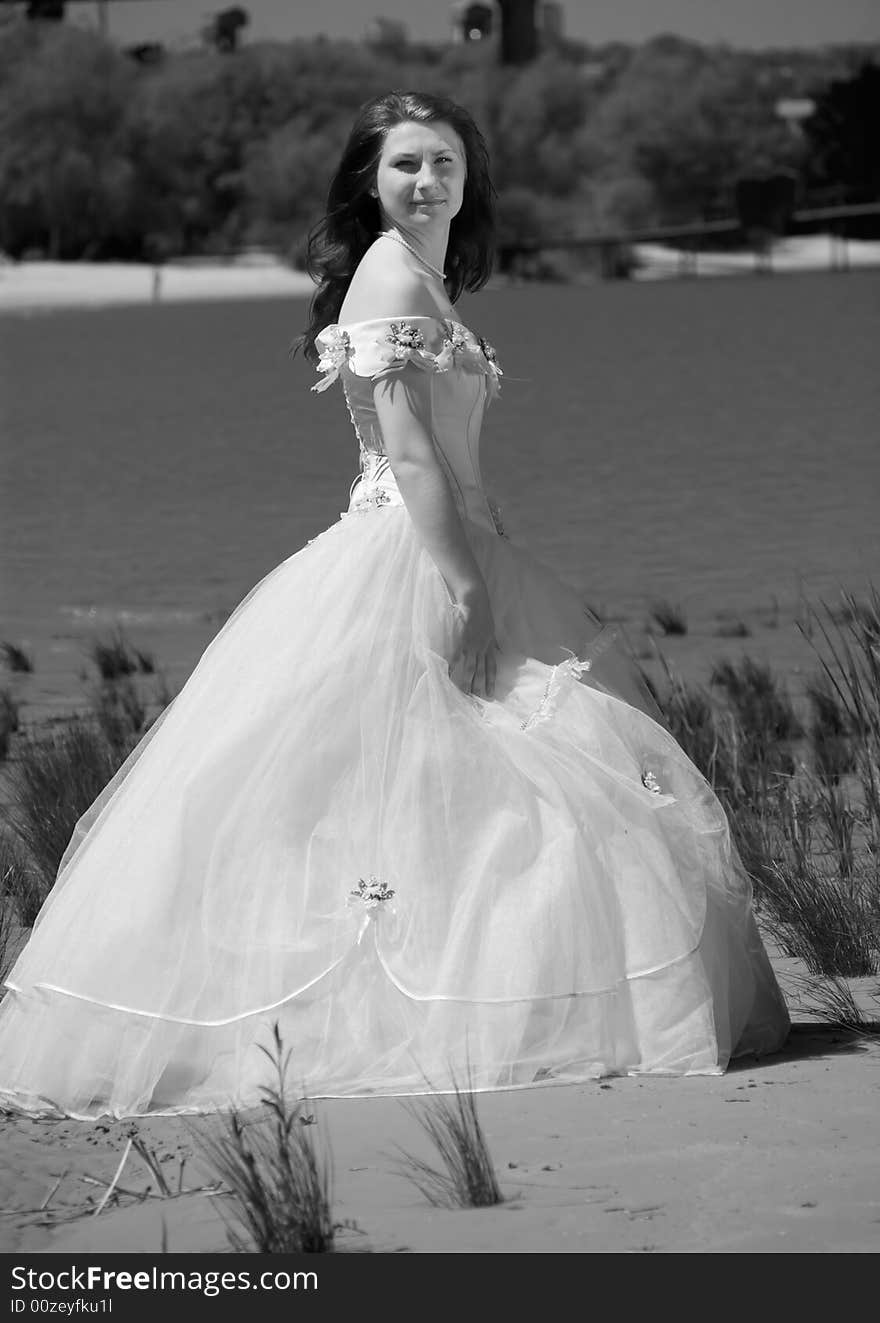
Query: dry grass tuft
[[0, 689, 20, 760], [0, 667, 172, 925], [1, 642, 34, 674], [0, 861, 19, 984], [89, 678, 147, 755], [393, 1061, 503, 1209], [3, 720, 123, 924], [87, 628, 155, 681], [655, 588, 880, 981], [649, 600, 688, 636], [0, 830, 39, 953], [191, 1023, 336, 1253], [782, 969, 879, 1036]]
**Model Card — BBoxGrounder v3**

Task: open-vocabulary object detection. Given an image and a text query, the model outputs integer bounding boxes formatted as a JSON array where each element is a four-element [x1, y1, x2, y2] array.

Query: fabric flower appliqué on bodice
[[434, 320, 472, 371], [311, 327, 352, 393], [435, 322, 503, 400], [375, 321, 436, 372]]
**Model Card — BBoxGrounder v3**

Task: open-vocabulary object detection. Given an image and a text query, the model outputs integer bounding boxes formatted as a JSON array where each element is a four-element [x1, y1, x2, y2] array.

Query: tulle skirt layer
[[0, 507, 789, 1118]]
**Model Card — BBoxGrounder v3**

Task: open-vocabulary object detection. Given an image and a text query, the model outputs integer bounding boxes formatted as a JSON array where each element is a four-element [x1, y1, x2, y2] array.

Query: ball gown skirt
[[0, 315, 789, 1119]]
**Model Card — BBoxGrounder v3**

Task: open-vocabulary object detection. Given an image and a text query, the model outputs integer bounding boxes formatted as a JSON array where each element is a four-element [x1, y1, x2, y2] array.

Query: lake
[[2, 272, 879, 719]]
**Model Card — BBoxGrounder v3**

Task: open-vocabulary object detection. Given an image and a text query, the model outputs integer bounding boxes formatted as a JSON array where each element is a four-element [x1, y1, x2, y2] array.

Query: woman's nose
[[415, 161, 438, 191]]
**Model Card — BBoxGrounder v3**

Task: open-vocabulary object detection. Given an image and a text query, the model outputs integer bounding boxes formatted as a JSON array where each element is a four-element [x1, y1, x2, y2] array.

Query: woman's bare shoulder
[[339, 241, 448, 325]]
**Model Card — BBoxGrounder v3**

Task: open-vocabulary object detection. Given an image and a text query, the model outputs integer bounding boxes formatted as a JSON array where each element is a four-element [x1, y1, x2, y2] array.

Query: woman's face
[[374, 119, 467, 234]]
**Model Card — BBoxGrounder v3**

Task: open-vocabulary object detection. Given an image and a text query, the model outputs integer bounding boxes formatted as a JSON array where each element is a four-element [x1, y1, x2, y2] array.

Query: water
[[2, 273, 879, 718]]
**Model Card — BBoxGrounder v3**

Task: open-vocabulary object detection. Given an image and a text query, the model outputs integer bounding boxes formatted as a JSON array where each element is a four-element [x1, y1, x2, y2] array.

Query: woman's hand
[[449, 585, 499, 700], [372, 364, 500, 702]]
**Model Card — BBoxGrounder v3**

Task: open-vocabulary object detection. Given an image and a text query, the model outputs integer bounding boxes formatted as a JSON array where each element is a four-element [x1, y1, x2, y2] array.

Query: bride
[[0, 91, 789, 1119]]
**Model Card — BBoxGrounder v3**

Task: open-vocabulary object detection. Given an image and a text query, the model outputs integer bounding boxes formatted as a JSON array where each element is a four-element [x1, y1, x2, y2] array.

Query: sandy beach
[[2, 978, 878, 1255]]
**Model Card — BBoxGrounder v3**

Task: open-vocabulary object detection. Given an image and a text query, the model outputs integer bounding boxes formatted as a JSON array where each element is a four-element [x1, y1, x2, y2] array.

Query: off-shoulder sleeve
[[312, 317, 445, 392], [311, 316, 502, 400]]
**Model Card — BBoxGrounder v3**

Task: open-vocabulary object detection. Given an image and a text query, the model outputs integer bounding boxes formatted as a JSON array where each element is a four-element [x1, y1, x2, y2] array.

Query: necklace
[[380, 229, 447, 282]]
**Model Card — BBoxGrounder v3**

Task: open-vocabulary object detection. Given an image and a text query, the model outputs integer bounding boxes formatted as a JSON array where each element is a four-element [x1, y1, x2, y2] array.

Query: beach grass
[[806, 672, 856, 780], [709, 657, 802, 744], [1, 643, 34, 674], [191, 1024, 336, 1253], [0, 665, 171, 925], [0, 690, 20, 761], [0, 826, 42, 939], [393, 1062, 503, 1209], [649, 600, 688, 636], [89, 678, 147, 757], [785, 969, 879, 1035], [0, 834, 26, 982], [1, 719, 123, 926], [88, 628, 155, 682], [801, 588, 880, 838], [654, 588, 880, 988]]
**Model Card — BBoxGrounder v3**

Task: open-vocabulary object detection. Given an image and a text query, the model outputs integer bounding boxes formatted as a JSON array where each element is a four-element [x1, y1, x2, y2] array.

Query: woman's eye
[[387, 155, 454, 172]]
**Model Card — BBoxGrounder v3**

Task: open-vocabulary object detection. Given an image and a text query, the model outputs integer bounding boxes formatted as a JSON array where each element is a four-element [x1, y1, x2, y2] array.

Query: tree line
[[0, 13, 876, 263]]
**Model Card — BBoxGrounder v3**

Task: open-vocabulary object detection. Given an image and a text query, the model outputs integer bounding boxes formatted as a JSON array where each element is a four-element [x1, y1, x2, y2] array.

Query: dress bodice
[[312, 316, 503, 535]]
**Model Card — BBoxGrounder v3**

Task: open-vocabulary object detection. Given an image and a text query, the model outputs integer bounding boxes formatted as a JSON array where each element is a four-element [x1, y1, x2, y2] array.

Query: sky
[[65, 0, 880, 52]]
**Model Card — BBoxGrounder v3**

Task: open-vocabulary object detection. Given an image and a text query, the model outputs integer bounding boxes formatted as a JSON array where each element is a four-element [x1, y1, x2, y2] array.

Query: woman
[[0, 92, 789, 1120]]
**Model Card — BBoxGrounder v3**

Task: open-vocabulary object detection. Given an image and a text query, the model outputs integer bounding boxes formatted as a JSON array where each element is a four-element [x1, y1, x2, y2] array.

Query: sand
[[1, 965, 878, 1255]]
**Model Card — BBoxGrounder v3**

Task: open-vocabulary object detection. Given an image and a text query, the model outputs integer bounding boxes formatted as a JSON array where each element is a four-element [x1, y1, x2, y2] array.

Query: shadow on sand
[[729, 1020, 879, 1073]]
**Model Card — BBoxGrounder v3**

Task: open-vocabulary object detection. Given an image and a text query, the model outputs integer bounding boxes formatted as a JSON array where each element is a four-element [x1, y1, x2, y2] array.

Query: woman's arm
[[373, 365, 498, 700]]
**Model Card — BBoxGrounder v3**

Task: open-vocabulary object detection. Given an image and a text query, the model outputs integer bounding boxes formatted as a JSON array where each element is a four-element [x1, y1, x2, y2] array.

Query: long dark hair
[[297, 91, 495, 364]]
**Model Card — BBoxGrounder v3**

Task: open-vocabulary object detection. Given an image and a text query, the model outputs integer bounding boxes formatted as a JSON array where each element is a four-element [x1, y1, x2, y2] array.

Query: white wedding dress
[[0, 314, 789, 1119]]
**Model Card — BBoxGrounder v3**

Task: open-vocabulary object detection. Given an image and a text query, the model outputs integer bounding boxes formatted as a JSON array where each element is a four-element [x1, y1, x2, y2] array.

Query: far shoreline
[[3, 234, 880, 314], [0, 254, 315, 314]]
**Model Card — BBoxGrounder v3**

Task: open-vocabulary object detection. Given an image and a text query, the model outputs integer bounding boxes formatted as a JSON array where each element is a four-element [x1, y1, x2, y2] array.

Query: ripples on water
[[2, 273, 879, 716]]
